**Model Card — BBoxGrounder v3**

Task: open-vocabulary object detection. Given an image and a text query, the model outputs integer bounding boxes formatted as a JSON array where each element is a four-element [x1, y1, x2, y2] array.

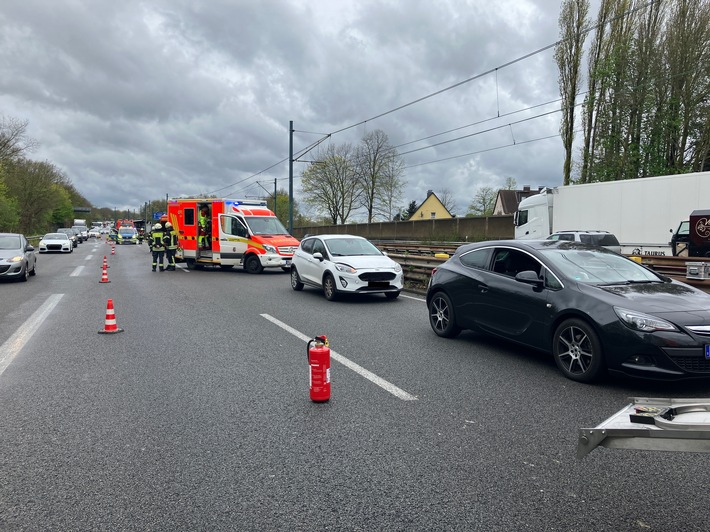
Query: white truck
[[514, 171, 710, 256]]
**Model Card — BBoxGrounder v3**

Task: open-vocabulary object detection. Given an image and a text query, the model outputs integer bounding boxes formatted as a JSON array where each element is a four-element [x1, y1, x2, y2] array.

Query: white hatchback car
[[290, 234, 403, 300]]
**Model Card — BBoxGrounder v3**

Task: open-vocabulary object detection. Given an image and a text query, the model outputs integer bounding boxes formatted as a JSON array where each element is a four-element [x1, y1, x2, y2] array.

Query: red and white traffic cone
[[98, 299, 124, 334], [99, 263, 110, 283], [111, 245, 116, 255], [101, 255, 109, 269]]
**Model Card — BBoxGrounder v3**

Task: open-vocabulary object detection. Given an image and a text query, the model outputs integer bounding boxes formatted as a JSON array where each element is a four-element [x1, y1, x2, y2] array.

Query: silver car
[[0, 233, 37, 282]]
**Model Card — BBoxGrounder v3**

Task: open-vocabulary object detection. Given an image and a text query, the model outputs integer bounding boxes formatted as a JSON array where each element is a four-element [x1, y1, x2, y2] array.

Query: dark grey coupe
[[426, 240, 710, 383]]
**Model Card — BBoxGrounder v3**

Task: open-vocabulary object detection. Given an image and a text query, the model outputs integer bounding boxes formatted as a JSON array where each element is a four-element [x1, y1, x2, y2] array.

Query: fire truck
[[166, 198, 300, 273]]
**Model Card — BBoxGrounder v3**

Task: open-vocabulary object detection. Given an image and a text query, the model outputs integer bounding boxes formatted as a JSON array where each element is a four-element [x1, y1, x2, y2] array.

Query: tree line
[[556, 0, 710, 185]]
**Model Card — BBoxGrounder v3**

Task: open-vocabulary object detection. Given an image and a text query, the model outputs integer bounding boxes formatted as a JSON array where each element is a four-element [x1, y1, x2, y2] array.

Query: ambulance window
[[184, 209, 195, 226], [221, 216, 247, 238]]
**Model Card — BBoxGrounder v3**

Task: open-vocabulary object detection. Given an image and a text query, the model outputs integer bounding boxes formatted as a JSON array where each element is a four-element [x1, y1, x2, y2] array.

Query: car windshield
[[0, 235, 21, 249], [119, 229, 135, 236], [45, 233, 68, 239], [325, 238, 382, 257], [542, 248, 662, 284], [245, 216, 289, 235]]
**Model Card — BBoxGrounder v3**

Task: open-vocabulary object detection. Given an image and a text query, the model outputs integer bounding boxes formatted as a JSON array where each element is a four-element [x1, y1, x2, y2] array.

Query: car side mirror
[[515, 270, 543, 287], [313, 252, 324, 261], [26, 245, 34, 252]]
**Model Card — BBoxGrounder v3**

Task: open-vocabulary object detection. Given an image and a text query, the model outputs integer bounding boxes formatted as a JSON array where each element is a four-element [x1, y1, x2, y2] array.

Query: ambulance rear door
[[217, 214, 249, 266]]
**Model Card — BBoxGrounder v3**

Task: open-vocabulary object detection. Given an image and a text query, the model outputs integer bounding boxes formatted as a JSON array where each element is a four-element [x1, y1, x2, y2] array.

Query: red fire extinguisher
[[307, 336, 331, 402]]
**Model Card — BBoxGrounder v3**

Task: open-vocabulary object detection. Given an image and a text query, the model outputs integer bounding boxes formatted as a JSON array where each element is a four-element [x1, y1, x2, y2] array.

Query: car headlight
[[263, 244, 277, 254], [335, 263, 357, 274], [614, 307, 677, 332], [6, 255, 23, 263], [393, 263, 402, 273]]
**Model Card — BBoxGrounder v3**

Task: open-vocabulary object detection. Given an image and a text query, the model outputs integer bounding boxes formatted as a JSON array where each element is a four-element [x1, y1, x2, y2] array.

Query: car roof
[[304, 234, 366, 241], [550, 230, 613, 235], [453, 239, 605, 255]]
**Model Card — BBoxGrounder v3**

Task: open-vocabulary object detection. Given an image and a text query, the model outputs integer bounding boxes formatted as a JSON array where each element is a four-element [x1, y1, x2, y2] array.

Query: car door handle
[[479, 286, 489, 293]]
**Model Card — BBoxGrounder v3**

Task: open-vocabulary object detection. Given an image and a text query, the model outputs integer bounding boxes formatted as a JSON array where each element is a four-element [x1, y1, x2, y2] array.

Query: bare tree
[[301, 143, 359, 224], [437, 188, 457, 216], [555, 0, 589, 185], [354, 130, 405, 222], [0, 116, 37, 162]]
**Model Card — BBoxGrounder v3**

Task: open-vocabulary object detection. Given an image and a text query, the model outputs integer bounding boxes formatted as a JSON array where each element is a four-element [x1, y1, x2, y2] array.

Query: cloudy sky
[[0, 0, 598, 218]]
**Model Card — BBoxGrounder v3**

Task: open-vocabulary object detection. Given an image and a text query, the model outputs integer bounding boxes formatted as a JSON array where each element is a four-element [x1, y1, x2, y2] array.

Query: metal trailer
[[577, 397, 710, 459]]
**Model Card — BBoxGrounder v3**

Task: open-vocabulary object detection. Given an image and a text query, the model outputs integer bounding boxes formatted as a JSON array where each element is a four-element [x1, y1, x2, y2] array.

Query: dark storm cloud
[[0, 0, 589, 215]]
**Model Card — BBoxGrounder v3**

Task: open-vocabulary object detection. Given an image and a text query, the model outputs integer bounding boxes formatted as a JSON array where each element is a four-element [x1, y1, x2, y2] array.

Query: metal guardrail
[[379, 242, 710, 294]]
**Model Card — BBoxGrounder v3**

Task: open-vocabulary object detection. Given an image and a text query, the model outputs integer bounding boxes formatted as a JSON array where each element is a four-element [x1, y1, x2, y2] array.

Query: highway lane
[[1, 239, 710, 530]]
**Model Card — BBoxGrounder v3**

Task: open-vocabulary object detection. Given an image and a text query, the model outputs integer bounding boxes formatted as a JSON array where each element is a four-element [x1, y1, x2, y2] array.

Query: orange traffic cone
[[111, 245, 116, 255], [99, 264, 110, 283], [98, 299, 124, 334], [101, 255, 110, 269]]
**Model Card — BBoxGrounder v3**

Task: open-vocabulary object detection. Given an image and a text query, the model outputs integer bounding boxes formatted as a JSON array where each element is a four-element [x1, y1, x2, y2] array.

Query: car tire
[[186, 259, 196, 270], [323, 273, 338, 301], [385, 291, 400, 300], [428, 291, 461, 338], [19, 264, 29, 282], [291, 267, 304, 291], [244, 255, 264, 274], [29, 262, 36, 276], [552, 318, 604, 383]]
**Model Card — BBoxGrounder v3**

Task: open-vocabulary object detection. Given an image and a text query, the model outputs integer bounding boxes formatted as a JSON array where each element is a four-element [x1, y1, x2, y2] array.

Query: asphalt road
[[1, 239, 709, 531]]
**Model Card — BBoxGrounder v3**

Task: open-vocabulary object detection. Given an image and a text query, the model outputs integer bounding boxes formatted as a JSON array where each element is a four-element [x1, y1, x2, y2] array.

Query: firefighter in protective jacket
[[149, 223, 169, 271], [164, 222, 179, 271]]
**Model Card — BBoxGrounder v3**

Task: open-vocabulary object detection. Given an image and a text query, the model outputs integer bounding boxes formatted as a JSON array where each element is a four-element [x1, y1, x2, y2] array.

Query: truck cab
[[514, 190, 554, 239]]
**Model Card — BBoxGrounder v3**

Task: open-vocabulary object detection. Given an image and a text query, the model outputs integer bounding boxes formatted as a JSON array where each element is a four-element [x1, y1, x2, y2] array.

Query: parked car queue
[[4, 229, 710, 385]]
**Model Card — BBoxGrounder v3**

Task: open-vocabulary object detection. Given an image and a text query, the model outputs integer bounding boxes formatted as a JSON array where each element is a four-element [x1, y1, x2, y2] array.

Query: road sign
[[153, 212, 165, 220]]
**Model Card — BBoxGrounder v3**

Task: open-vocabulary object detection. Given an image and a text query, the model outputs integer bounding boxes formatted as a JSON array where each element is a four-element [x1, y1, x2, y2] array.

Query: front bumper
[[333, 270, 404, 294]]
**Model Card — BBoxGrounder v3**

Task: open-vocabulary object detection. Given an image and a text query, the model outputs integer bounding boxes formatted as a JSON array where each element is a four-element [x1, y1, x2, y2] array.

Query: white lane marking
[[0, 294, 64, 378], [401, 293, 425, 302], [85, 255, 93, 260], [70, 266, 84, 277], [261, 313, 418, 401]]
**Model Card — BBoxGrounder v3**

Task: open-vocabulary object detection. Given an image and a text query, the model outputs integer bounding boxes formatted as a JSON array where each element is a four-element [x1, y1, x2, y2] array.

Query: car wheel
[[19, 264, 29, 282], [385, 291, 400, 300], [291, 267, 304, 291], [323, 273, 338, 301], [29, 262, 36, 276], [244, 255, 263, 274], [428, 291, 461, 338], [552, 319, 604, 383], [186, 259, 196, 270]]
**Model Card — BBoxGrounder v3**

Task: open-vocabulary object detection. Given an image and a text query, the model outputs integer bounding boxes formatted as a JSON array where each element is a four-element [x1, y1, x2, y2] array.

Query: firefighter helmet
[[153, 223, 162, 230]]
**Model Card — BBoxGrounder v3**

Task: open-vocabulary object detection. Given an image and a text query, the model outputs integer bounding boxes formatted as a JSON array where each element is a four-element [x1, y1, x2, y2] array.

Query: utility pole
[[273, 178, 277, 213], [289, 120, 294, 233]]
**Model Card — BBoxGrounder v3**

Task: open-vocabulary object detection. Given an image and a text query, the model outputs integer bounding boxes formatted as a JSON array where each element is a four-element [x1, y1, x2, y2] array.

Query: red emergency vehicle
[[167, 198, 300, 273]]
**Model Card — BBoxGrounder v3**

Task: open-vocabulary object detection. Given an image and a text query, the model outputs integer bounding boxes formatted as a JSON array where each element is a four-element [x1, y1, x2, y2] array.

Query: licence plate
[[368, 281, 389, 288], [284, 259, 291, 265], [706, 345, 710, 359]]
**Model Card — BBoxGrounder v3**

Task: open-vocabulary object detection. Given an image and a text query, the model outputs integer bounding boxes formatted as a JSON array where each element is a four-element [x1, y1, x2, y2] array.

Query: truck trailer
[[514, 171, 710, 256]]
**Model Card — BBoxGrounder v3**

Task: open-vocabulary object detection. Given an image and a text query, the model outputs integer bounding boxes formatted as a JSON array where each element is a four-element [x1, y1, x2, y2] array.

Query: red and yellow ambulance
[[167, 198, 300, 273]]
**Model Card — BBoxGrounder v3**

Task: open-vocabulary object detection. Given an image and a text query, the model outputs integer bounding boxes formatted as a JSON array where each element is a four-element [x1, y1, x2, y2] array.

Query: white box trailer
[[515, 171, 710, 256]]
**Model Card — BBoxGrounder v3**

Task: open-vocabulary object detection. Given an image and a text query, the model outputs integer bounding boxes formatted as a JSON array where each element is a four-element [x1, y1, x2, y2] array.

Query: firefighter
[[198, 207, 210, 250], [149, 223, 167, 271], [164, 222, 178, 271]]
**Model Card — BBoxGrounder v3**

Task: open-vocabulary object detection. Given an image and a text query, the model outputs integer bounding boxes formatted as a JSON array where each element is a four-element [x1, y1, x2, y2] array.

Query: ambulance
[[166, 198, 300, 273]]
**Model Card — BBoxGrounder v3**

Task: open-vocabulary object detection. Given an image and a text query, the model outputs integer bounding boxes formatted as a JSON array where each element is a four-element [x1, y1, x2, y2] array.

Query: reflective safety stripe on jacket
[[151, 231, 165, 248], [166, 230, 178, 249]]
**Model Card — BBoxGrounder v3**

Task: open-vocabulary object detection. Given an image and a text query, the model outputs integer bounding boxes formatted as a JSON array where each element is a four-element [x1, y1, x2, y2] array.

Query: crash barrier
[[378, 243, 710, 294]]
